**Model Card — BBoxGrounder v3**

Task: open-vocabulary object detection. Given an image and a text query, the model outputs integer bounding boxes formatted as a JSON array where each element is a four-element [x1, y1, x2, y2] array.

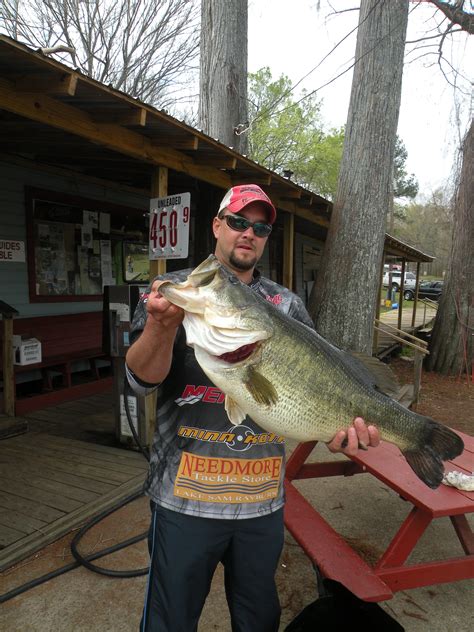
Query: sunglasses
[[222, 214, 272, 238]]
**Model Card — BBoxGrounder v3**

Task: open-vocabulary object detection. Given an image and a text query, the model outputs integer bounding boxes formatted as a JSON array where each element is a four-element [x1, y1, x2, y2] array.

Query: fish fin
[[225, 395, 247, 425], [404, 448, 444, 489], [403, 419, 464, 489], [349, 352, 400, 398], [244, 367, 278, 407]]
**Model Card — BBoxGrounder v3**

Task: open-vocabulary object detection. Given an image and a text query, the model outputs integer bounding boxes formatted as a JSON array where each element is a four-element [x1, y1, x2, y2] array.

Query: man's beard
[[229, 249, 257, 271]]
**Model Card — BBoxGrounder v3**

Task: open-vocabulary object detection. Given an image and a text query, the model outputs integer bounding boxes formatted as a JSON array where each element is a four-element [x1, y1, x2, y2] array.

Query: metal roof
[[384, 234, 434, 263]]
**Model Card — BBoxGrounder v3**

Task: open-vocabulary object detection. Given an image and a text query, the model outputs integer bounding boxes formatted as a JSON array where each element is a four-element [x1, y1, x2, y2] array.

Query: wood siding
[[0, 157, 148, 318]]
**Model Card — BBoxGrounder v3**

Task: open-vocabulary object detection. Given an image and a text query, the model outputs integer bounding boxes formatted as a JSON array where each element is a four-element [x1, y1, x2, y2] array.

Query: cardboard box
[[12, 335, 42, 366]]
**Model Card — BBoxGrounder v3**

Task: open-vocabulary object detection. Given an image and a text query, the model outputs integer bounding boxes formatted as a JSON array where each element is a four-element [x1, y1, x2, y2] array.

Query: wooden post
[[2, 316, 15, 416], [283, 212, 294, 291], [373, 255, 386, 355], [413, 348, 423, 404], [397, 258, 406, 331], [145, 166, 168, 445], [150, 166, 168, 280], [411, 261, 421, 328]]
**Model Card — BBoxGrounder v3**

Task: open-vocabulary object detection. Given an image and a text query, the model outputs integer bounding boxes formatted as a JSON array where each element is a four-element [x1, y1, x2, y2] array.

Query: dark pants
[[140, 503, 284, 632]]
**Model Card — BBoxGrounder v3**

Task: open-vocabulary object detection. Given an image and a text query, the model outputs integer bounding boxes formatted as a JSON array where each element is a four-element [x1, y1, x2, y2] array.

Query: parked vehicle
[[384, 263, 401, 272], [382, 270, 416, 291], [403, 281, 444, 302]]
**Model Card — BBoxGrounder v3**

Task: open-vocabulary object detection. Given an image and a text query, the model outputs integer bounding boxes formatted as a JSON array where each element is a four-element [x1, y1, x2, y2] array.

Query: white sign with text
[[0, 240, 25, 262], [149, 193, 190, 260]]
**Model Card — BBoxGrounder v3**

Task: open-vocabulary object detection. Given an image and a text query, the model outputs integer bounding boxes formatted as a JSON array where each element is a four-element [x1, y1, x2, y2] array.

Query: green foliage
[[393, 188, 453, 276], [399, 346, 414, 359], [394, 137, 419, 199], [247, 69, 417, 202], [247, 68, 344, 200]]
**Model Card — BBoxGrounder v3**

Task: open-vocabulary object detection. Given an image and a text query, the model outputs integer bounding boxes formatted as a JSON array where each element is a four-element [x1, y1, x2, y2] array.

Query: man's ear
[[212, 216, 220, 239]]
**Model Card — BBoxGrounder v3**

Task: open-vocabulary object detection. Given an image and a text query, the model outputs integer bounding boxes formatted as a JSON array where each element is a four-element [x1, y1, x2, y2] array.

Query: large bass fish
[[159, 255, 464, 489]]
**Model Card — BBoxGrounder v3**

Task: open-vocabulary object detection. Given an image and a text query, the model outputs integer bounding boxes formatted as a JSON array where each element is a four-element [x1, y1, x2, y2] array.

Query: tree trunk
[[426, 120, 474, 378], [199, 0, 248, 155], [309, 0, 409, 353]]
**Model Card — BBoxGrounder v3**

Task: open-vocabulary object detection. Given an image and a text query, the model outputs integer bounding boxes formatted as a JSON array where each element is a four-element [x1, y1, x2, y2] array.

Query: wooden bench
[[1, 312, 111, 415], [284, 431, 474, 602]]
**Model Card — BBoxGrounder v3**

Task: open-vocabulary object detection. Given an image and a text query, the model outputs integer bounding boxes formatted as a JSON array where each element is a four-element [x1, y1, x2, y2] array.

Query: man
[[126, 184, 380, 632]]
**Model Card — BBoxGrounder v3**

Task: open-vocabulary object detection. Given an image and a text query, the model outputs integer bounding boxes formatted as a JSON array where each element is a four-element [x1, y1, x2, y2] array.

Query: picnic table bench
[[284, 429, 473, 602]]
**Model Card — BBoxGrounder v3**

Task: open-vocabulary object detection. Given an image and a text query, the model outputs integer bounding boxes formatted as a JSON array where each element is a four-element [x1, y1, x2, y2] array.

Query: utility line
[[244, 0, 420, 136]]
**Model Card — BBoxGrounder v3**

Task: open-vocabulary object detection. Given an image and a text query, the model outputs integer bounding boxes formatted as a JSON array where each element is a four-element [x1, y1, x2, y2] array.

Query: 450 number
[[150, 206, 189, 249]]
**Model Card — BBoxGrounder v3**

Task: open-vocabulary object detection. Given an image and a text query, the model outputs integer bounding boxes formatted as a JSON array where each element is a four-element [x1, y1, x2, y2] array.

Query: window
[[26, 188, 147, 302], [123, 241, 150, 283]]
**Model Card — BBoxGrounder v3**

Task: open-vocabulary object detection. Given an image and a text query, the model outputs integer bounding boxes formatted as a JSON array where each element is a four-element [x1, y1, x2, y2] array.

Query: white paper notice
[[99, 213, 110, 234], [83, 210, 98, 229], [90, 211, 98, 228], [82, 226, 93, 249], [100, 240, 111, 257], [100, 239, 114, 287]]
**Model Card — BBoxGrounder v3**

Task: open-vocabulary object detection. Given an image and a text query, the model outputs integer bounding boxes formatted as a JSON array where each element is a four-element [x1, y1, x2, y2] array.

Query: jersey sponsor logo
[[173, 452, 283, 504], [265, 293, 282, 305], [177, 424, 285, 451], [175, 385, 225, 406]]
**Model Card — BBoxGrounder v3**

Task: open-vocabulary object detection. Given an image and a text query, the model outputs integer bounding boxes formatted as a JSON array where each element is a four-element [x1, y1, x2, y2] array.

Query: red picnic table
[[284, 429, 474, 602]]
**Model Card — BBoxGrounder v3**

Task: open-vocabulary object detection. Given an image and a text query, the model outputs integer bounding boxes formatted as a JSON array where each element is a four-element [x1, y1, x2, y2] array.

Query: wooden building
[[0, 35, 432, 417]]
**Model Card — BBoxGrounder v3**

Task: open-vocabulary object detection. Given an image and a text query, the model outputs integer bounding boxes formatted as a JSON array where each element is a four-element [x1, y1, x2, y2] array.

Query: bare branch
[[405, 27, 462, 43], [326, 5, 360, 17], [429, 0, 474, 34], [0, 0, 199, 107], [438, 21, 455, 63]]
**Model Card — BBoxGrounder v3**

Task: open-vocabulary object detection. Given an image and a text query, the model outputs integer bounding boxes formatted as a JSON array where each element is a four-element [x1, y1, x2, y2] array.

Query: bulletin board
[[25, 187, 148, 302]]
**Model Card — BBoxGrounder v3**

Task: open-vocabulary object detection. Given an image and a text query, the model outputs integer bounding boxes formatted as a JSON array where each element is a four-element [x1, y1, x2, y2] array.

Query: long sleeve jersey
[[127, 266, 314, 520]]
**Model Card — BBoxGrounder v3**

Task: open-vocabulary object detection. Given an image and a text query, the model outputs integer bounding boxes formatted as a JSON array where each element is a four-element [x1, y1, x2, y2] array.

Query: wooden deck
[[376, 303, 437, 357], [0, 306, 438, 572], [0, 392, 148, 571]]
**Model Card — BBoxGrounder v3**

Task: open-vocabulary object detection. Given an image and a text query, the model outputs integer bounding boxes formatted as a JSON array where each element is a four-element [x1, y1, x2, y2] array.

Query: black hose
[[64, 378, 150, 578], [0, 520, 147, 604], [70, 490, 149, 578], [123, 375, 150, 462], [1, 372, 152, 603]]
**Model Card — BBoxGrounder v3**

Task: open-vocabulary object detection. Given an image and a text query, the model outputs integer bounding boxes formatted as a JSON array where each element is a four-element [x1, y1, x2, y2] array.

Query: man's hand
[[125, 280, 184, 385], [145, 280, 184, 332], [326, 417, 380, 456]]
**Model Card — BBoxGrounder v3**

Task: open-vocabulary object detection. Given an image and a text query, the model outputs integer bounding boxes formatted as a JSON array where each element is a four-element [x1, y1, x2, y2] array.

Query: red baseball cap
[[218, 184, 276, 224]]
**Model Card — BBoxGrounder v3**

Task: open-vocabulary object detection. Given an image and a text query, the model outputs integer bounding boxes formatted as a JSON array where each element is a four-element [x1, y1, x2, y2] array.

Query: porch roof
[[0, 35, 433, 263]]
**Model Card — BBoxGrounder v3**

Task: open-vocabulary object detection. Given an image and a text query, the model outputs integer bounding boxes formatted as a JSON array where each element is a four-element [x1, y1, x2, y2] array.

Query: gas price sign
[[149, 192, 190, 260]]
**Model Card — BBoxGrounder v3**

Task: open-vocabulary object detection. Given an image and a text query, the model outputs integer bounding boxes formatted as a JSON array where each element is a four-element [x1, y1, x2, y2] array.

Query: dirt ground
[[1, 360, 472, 631], [389, 356, 474, 436]]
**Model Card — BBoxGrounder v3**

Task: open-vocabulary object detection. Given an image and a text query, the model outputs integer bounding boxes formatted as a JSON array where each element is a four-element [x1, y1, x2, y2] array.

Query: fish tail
[[402, 418, 464, 489]]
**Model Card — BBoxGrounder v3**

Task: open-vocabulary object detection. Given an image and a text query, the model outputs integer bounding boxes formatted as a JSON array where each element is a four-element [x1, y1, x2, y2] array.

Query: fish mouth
[[217, 342, 259, 364], [159, 282, 205, 313], [159, 265, 222, 313], [183, 312, 269, 359]]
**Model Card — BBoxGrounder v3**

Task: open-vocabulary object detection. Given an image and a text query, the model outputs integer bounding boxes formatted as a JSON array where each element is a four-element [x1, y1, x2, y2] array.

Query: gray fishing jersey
[[127, 265, 314, 520]]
